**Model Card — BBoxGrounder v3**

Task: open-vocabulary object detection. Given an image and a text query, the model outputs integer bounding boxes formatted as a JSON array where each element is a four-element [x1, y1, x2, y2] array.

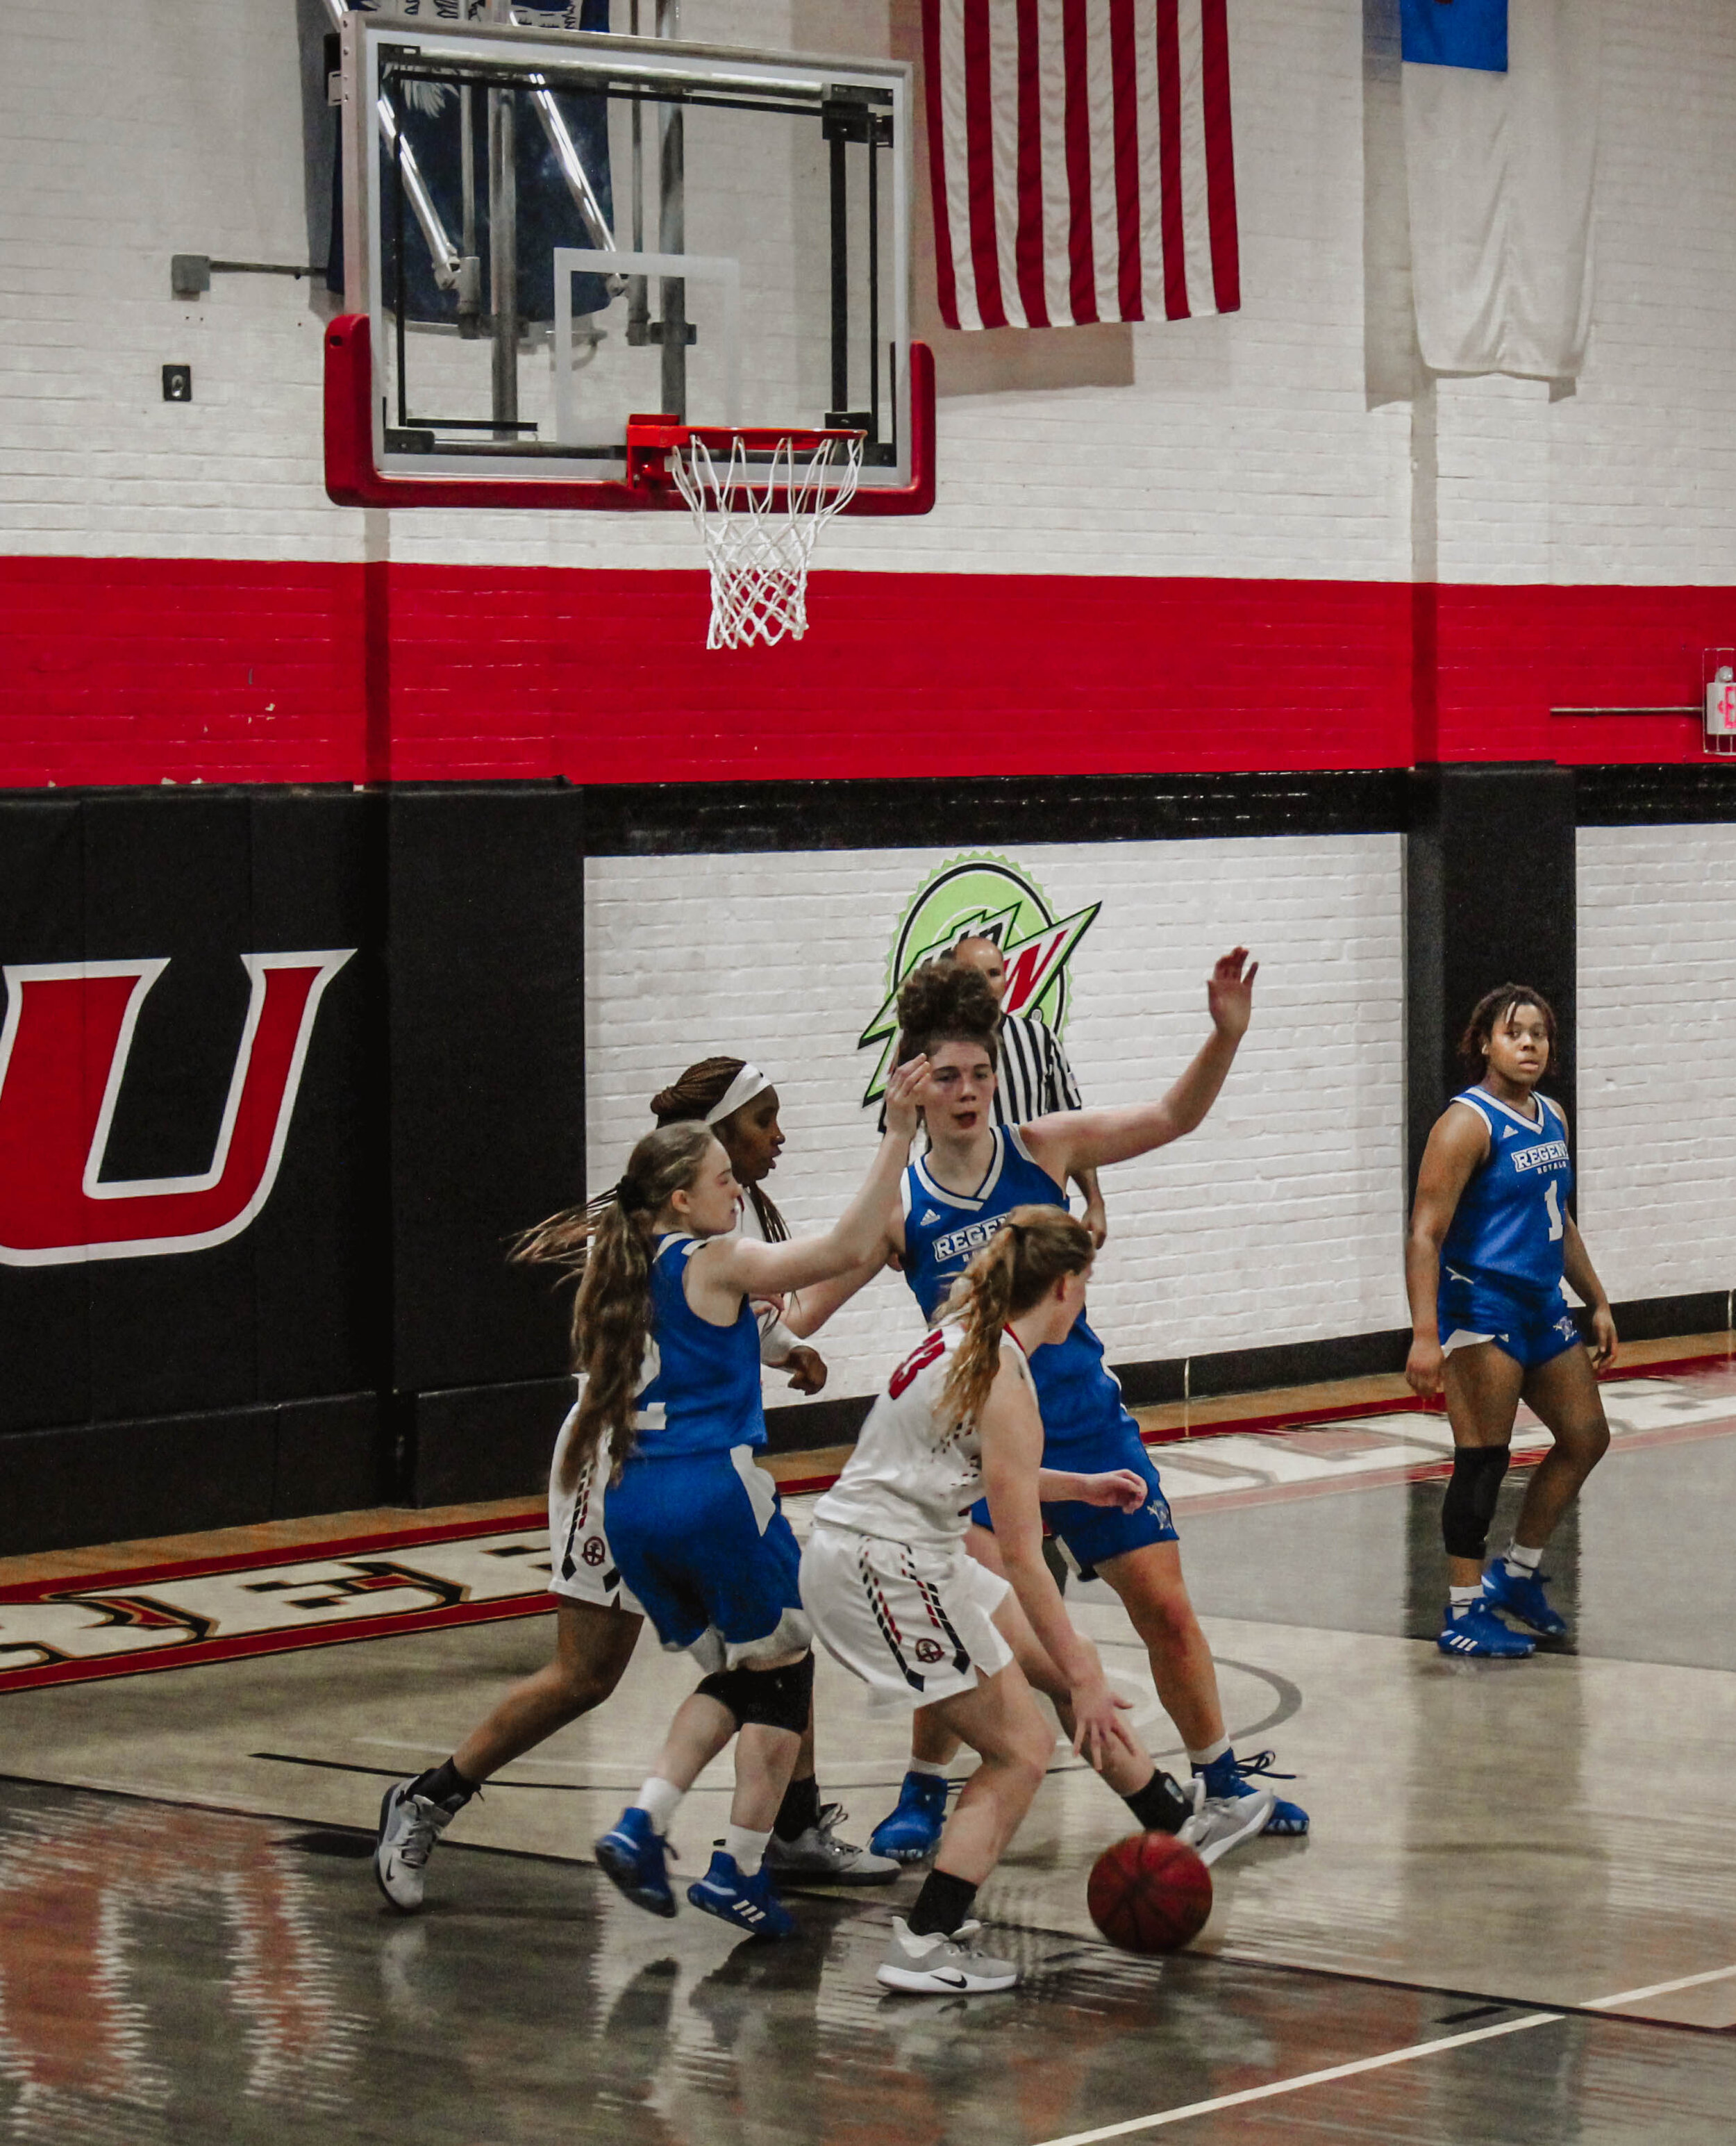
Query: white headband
[[704, 1063, 772, 1124]]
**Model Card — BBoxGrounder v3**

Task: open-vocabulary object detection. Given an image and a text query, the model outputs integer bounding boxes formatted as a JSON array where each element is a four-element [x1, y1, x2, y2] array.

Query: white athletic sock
[[724, 1824, 771, 1876], [635, 1777, 684, 1835], [1503, 1540, 1544, 1574], [1449, 1584, 1483, 1615], [908, 1758, 949, 1780], [1186, 1736, 1231, 1769]]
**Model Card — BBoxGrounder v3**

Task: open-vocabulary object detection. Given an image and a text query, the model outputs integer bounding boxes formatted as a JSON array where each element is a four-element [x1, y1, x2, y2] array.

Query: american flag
[[921, 0, 1241, 331]]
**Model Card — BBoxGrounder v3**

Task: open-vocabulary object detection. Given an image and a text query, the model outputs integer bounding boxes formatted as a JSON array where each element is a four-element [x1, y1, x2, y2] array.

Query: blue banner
[[1400, 0, 1508, 74]]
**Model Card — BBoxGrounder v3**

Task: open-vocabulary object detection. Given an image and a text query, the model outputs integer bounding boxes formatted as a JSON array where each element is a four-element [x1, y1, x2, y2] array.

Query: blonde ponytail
[[936, 1205, 1094, 1434]]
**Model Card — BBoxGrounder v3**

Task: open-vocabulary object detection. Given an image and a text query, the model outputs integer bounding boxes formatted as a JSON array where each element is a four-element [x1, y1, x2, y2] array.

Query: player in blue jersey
[[506, 1056, 927, 1939], [790, 952, 1308, 1863], [370, 1054, 894, 1912], [1405, 985, 1617, 1658]]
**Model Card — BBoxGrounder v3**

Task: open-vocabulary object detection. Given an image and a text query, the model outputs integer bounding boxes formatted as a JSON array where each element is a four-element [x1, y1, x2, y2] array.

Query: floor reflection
[[2, 1780, 1735, 2145], [0, 1792, 361, 2143]]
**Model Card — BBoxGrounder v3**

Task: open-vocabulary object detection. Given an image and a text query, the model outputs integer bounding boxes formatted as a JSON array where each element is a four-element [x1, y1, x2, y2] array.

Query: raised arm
[[1403, 1102, 1489, 1395], [978, 1368, 1137, 1771], [693, 1058, 927, 1310], [1021, 948, 1256, 1185]]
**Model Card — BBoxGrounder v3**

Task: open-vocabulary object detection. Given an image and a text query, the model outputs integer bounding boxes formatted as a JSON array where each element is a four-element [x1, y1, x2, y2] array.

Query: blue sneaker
[[595, 1806, 677, 1918], [868, 1770, 949, 1865], [1483, 1558, 1568, 1638], [1197, 1749, 1309, 1838], [1437, 1601, 1536, 1658], [687, 1852, 796, 1939]]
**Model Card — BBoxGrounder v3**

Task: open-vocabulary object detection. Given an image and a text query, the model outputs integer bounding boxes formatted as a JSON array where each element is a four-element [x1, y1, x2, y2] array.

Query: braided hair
[[649, 1056, 789, 1242]]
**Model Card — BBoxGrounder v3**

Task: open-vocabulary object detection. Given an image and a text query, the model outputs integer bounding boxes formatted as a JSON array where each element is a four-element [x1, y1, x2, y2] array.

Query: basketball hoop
[[626, 419, 864, 650]]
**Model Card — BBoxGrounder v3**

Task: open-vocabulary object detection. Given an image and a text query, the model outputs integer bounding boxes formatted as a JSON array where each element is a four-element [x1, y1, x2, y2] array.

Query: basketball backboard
[[325, 9, 932, 513]]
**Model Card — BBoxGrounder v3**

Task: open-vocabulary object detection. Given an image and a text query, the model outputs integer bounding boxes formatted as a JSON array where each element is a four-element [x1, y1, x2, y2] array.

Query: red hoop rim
[[624, 417, 866, 494]]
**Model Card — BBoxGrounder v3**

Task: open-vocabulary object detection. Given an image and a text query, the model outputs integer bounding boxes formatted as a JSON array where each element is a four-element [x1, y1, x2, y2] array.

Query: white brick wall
[[1576, 825, 1736, 1306], [6, 0, 1735, 583], [585, 835, 1408, 1410]]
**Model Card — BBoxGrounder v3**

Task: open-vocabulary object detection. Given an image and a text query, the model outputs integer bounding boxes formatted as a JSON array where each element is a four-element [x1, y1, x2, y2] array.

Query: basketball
[[1087, 1832, 1214, 1955]]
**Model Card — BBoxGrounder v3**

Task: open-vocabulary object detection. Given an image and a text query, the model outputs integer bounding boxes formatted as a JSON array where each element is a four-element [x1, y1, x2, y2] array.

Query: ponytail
[[936, 1205, 1094, 1434], [512, 1120, 715, 1490]]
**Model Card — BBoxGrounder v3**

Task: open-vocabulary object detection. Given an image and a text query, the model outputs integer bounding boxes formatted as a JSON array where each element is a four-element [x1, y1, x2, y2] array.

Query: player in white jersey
[[374, 1054, 892, 1909], [801, 1206, 1265, 1995]]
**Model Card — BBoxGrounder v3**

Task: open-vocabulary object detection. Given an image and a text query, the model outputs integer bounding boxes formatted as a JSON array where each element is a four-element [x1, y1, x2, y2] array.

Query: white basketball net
[[671, 433, 863, 650]]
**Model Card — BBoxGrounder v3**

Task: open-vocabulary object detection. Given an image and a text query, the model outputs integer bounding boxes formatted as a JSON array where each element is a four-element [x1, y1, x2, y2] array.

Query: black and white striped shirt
[[991, 1010, 1083, 1126]]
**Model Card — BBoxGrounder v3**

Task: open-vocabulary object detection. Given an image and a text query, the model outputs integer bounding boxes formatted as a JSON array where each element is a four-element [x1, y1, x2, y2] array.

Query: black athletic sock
[[1122, 1767, 1191, 1836], [409, 1757, 477, 1810], [908, 1867, 979, 1940], [774, 1772, 822, 1843]]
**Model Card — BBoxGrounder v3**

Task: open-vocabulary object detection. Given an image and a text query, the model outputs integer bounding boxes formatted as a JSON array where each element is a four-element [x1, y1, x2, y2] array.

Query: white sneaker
[[1177, 1776, 1276, 1867], [876, 1917, 1018, 1995], [374, 1780, 458, 1911], [764, 1804, 900, 1887]]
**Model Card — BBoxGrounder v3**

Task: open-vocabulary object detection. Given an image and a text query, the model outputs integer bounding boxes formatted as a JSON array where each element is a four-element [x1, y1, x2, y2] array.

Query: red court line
[[0, 1592, 551, 1697], [9, 1410, 1732, 1692], [6, 1354, 1727, 1695], [0, 1508, 546, 1606], [1156, 1412, 1736, 1520], [776, 1351, 1733, 1495]]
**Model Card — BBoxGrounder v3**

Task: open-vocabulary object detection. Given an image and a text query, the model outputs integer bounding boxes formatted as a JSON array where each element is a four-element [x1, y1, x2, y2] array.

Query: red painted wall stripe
[[0, 556, 1730, 790]]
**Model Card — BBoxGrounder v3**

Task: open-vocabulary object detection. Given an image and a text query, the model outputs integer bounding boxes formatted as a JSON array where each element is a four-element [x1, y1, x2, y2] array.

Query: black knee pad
[[696, 1650, 814, 1734], [1441, 1445, 1510, 1560]]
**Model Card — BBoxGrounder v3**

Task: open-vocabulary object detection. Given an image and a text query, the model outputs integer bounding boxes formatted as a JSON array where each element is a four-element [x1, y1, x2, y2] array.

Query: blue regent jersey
[[628, 1233, 766, 1458], [899, 1126, 1130, 1453], [1439, 1088, 1574, 1297]]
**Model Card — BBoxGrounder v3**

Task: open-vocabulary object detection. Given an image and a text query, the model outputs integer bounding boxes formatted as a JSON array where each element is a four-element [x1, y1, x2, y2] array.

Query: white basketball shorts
[[799, 1523, 1012, 1714], [546, 1406, 643, 1617]]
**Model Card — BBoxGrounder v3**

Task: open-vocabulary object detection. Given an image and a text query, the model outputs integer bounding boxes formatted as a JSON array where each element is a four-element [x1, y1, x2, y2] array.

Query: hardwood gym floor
[[2, 1342, 1733, 2143]]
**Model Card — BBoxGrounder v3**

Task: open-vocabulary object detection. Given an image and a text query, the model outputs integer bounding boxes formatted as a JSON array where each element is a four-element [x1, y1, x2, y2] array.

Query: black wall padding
[[387, 786, 586, 1401], [1405, 763, 1578, 1195], [0, 791, 385, 1433], [0, 796, 89, 1435]]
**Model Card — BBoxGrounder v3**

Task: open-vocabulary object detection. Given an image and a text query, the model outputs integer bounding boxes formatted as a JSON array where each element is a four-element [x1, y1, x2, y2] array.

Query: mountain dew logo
[[858, 856, 1101, 1105]]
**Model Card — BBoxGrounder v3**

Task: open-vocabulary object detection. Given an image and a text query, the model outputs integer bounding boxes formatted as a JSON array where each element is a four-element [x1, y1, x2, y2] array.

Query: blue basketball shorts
[[1439, 1267, 1582, 1373], [603, 1445, 810, 1670], [969, 1413, 1179, 1572]]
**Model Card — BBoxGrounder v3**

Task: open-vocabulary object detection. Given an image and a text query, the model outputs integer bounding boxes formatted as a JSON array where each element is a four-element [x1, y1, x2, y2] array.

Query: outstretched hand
[[882, 1054, 930, 1142], [1207, 947, 1258, 1040]]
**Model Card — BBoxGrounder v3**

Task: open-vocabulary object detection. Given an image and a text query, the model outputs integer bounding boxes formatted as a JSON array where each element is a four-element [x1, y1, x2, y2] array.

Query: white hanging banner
[[1401, 0, 1601, 380]]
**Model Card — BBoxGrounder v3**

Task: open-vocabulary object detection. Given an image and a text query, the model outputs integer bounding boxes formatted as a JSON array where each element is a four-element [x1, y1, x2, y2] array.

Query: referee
[[951, 934, 1108, 1247]]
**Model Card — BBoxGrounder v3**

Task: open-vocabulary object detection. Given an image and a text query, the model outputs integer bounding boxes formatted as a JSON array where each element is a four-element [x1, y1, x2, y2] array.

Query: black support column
[[387, 784, 587, 1504], [1405, 763, 1578, 1192], [1403, 762, 1580, 1638]]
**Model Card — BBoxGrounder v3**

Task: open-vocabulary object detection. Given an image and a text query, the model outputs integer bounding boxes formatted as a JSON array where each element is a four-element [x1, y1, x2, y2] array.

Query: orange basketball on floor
[[1087, 1831, 1213, 1954]]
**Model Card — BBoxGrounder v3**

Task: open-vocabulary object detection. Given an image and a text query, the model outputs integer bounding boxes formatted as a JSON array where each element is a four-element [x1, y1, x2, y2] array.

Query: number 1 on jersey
[[1544, 1179, 1564, 1242]]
